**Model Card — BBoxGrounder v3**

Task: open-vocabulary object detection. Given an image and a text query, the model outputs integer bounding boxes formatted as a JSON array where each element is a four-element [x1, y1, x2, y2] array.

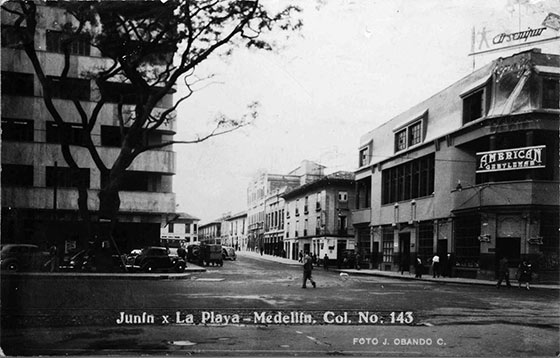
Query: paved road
[[1, 254, 558, 356]]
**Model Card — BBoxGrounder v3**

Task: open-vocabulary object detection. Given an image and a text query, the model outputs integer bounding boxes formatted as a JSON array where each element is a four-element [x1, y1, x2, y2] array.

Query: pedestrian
[[177, 246, 187, 261], [414, 257, 423, 278], [302, 252, 316, 288], [445, 253, 454, 278], [496, 256, 511, 289], [323, 254, 329, 270], [431, 254, 440, 278], [517, 260, 533, 290], [355, 252, 361, 270], [48, 243, 58, 272], [298, 250, 303, 263]]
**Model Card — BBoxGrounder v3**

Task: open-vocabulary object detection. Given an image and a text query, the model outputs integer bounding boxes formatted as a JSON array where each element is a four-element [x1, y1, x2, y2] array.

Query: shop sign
[[470, 12, 560, 56], [476, 145, 546, 173]]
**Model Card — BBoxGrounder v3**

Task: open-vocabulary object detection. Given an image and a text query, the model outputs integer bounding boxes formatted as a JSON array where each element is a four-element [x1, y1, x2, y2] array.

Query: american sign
[[476, 145, 546, 173]]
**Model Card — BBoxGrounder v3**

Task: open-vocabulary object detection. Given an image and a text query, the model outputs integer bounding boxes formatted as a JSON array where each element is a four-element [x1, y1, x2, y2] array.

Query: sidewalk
[[1, 265, 205, 280], [237, 250, 560, 290]]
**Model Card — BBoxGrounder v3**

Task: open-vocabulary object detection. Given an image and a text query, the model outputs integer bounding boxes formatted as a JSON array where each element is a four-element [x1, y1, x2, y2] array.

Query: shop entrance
[[399, 232, 411, 272], [496, 237, 521, 266]]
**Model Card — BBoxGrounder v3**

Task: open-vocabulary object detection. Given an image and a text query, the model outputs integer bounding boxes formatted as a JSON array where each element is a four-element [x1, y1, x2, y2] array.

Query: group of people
[[413, 254, 454, 279], [496, 257, 533, 290]]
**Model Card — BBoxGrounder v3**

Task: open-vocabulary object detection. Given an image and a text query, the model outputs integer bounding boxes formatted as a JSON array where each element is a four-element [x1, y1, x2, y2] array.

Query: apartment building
[[224, 211, 247, 250], [246, 160, 323, 252], [198, 220, 223, 244], [283, 171, 356, 262], [354, 49, 559, 281], [160, 213, 200, 248], [263, 188, 287, 256], [1, 4, 177, 254]]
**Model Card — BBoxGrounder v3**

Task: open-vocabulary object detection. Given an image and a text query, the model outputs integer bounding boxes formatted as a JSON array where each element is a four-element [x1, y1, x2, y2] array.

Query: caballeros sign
[[476, 145, 546, 173]]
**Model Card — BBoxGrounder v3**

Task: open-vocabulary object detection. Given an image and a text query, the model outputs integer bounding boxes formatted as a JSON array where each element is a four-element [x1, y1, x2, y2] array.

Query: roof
[[282, 171, 355, 199]]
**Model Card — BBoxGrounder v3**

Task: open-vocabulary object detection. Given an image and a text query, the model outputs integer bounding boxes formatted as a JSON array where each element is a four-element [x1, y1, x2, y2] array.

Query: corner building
[[1, 4, 177, 252], [355, 49, 559, 281]]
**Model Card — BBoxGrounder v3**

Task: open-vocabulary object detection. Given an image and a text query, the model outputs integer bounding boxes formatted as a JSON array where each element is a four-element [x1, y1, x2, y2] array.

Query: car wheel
[[7, 262, 19, 272], [142, 262, 154, 273], [219, 260, 223, 267], [176, 263, 185, 273]]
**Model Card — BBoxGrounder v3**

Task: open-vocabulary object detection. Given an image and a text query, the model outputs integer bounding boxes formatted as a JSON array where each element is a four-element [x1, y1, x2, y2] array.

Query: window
[[316, 216, 321, 235], [359, 146, 370, 167], [49, 76, 90, 101], [338, 216, 347, 235], [46, 122, 85, 146], [338, 191, 348, 202], [46, 166, 90, 188], [417, 222, 433, 262], [1, 164, 33, 187], [394, 129, 406, 152], [381, 154, 435, 204], [46, 30, 90, 56], [100, 82, 137, 105], [463, 89, 484, 124], [543, 78, 559, 109], [101, 171, 162, 192], [454, 215, 481, 268], [2, 72, 34, 96], [1, 26, 23, 48], [101, 125, 164, 148], [1, 118, 34, 141], [304, 196, 309, 214], [382, 228, 394, 263], [408, 121, 422, 146], [316, 192, 322, 210], [168, 223, 174, 233]]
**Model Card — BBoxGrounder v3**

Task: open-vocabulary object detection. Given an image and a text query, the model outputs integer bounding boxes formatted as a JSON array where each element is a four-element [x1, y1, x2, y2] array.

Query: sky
[[172, 0, 560, 223]]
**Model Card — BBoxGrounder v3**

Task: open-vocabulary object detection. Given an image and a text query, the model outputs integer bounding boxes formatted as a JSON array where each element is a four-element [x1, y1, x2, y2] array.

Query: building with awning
[[354, 48, 559, 281]]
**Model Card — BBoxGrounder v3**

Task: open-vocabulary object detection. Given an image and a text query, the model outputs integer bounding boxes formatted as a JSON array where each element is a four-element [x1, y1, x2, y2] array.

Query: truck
[[199, 243, 223, 267]]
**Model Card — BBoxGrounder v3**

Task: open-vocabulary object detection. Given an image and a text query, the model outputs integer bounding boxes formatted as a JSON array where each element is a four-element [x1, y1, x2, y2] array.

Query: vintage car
[[0, 244, 50, 272], [222, 246, 237, 261], [132, 246, 186, 273]]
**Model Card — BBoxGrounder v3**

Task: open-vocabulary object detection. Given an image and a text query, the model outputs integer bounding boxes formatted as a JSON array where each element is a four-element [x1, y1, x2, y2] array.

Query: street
[[1, 252, 559, 357]]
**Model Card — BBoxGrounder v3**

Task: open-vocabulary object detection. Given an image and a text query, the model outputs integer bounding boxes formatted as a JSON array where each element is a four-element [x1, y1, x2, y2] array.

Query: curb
[[0, 267, 206, 280], [334, 269, 560, 290], [237, 251, 560, 290]]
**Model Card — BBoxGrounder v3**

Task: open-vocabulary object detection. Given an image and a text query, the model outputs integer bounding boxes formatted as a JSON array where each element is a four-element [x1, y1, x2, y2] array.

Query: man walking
[[431, 254, 440, 278], [496, 256, 511, 288], [302, 252, 316, 288]]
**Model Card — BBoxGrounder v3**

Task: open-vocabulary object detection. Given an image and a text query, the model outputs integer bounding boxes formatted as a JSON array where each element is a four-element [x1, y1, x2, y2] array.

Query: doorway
[[496, 237, 521, 267], [399, 232, 410, 272]]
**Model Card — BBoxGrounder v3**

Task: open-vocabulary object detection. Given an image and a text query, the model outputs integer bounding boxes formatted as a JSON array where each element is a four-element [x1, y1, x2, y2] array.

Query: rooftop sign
[[476, 145, 546, 173], [470, 12, 560, 56]]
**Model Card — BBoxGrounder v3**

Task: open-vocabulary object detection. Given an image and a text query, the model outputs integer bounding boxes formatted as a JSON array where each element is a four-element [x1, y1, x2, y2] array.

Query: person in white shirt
[[432, 254, 440, 278]]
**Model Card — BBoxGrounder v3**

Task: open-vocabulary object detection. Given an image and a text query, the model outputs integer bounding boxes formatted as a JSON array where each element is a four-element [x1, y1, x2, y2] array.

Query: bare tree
[[1, 0, 301, 251]]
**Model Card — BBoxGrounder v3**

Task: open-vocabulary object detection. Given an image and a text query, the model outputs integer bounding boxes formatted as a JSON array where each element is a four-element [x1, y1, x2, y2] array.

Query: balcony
[[352, 208, 371, 224], [1, 186, 176, 213], [452, 180, 559, 212]]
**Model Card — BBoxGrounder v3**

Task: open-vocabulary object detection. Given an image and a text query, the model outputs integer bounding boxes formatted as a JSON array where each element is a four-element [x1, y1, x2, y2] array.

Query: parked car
[[0, 244, 50, 272], [59, 250, 90, 272], [132, 247, 186, 273], [222, 246, 237, 261]]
